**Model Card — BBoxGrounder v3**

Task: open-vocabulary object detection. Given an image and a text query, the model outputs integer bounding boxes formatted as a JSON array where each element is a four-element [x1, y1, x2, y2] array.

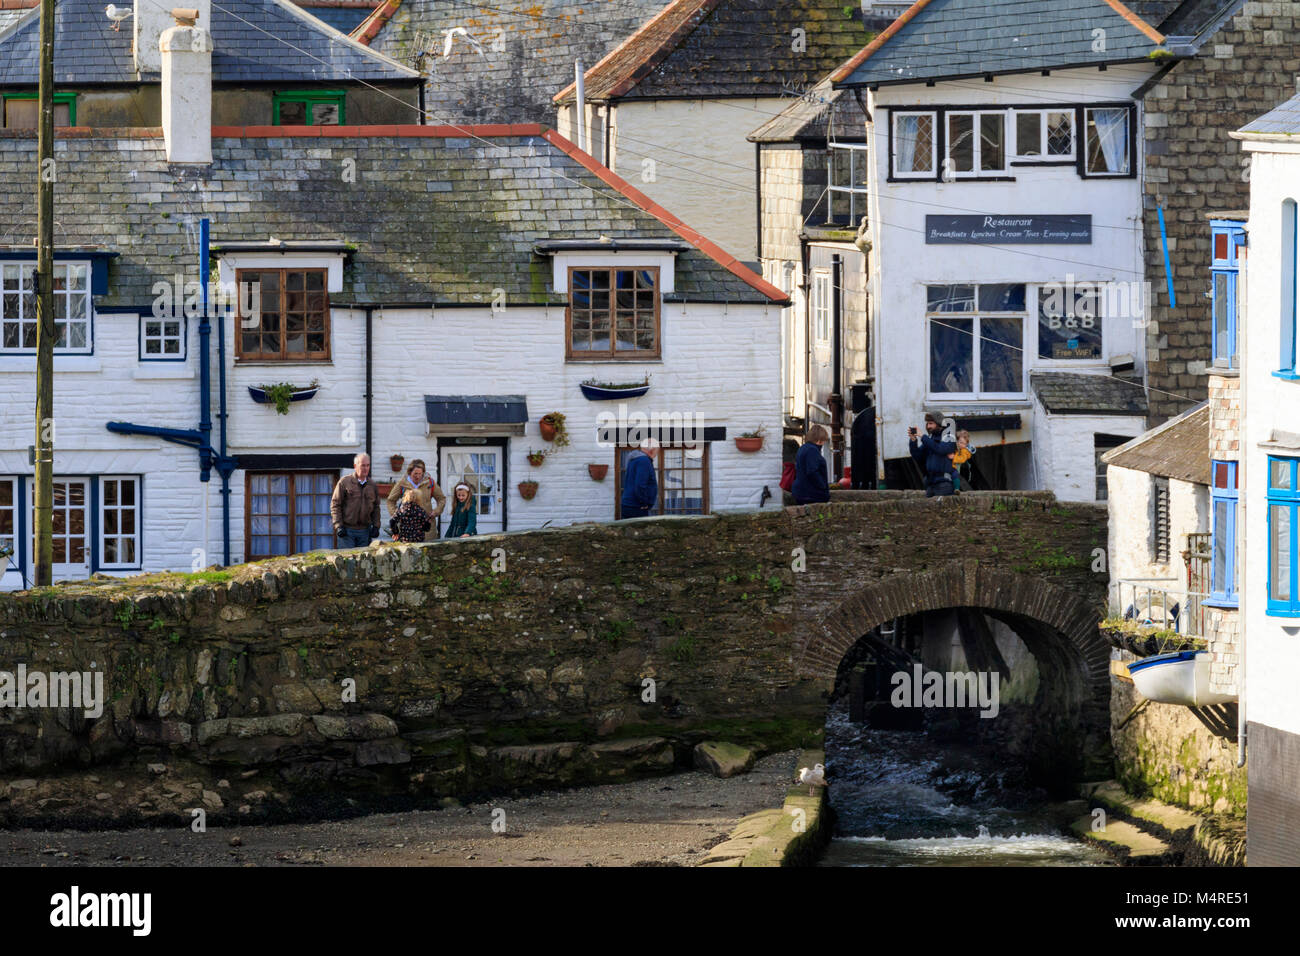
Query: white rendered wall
[[1241, 140, 1300, 735], [607, 97, 786, 261], [867, 67, 1152, 477], [1106, 465, 1208, 588], [1039, 411, 1145, 502]]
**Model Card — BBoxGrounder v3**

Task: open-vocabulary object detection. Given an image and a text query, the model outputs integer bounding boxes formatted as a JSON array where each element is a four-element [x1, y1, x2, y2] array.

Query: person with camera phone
[[908, 413, 957, 498]]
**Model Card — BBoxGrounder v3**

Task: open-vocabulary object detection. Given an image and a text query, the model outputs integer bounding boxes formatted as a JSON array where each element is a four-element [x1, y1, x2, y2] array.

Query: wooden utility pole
[[34, 0, 55, 586]]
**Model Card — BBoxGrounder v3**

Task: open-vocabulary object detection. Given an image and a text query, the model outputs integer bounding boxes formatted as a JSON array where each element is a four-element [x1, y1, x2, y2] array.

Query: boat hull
[[1129, 650, 1236, 707]]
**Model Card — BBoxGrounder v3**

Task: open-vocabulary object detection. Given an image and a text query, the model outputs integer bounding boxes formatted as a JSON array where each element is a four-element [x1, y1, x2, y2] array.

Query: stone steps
[[1070, 815, 1174, 864], [1075, 779, 1246, 866]]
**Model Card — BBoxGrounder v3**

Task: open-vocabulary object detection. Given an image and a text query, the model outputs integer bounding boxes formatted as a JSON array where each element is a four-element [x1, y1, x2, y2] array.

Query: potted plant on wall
[[389, 454, 405, 474], [734, 425, 766, 453], [526, 449, 548, 467], [538, 412, 570, 446], [518, 480, 539, 500], [587, 463, 609, 481], [248, 379, 321, 414]]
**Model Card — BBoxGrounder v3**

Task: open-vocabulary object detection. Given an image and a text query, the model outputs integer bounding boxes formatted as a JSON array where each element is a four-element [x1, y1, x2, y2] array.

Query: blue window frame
[[1208, 460, 1238, 606], [1280, 199, 1298, 377], [1267, 456, 1300, 616], [1210, 219, 1245, 369]]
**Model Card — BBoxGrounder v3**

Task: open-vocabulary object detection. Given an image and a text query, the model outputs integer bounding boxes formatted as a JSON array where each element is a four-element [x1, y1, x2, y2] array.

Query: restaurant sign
[[925, 215, 1092, 244]]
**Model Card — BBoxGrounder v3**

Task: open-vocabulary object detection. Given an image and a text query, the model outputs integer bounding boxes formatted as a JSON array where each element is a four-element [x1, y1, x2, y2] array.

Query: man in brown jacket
[[331, 453, 381, 548]]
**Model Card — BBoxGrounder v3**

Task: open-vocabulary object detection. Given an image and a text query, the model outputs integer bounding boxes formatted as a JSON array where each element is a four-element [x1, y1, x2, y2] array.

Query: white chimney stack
[[135, 0, 210, 74], [160, 8, 212, 164]]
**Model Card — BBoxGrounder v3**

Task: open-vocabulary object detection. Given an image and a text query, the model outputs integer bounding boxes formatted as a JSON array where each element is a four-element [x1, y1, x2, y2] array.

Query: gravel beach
[[2, 751, 800, 867]]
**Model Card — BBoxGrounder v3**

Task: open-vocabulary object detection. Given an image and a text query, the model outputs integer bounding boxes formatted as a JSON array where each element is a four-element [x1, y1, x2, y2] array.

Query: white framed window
[[100, 476, 141, 569], [927, 283, 1025, 399], [0, 476, 17, 565], [828, 142, 868, 224], [892, 111, 936, 178], [1083, 106, 1132, 177], [812, 270, 832, 344], [1013, 109, 1074, 160], [141, 315, 185, 360], [946, 110, 1007, 176], [1, 261, 92, 353]]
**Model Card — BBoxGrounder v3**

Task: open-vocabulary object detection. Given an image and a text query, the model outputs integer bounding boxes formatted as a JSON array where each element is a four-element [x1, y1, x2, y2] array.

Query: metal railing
[[1111, 577, 1208, 638]]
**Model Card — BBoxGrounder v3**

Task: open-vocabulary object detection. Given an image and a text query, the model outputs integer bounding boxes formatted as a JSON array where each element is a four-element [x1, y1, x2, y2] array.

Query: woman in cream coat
[[386, 459, 446, 541]]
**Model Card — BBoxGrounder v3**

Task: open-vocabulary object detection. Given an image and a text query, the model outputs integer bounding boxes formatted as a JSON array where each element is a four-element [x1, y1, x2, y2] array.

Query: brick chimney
[[136, 0, 210, 74], [160, 8, 212, 164]]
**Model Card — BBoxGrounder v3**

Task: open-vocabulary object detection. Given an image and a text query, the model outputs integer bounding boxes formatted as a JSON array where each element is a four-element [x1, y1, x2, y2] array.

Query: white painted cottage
[[0, 3, 786, 588], [829, 0, 1168, 496], [1232, 92, 1300, 865]]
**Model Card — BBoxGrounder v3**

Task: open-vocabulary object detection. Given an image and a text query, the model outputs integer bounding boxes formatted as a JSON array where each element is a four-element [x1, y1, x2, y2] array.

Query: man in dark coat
[[619, 437, 659, 519], [909, 413, 957, 498]]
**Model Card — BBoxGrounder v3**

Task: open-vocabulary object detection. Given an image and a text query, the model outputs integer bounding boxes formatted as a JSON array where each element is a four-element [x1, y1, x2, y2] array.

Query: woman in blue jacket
[[792, 425, 831, 504]]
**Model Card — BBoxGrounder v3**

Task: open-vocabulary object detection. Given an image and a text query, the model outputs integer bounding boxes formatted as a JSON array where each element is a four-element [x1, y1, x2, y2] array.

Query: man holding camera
[[908, 413, 957, 498]]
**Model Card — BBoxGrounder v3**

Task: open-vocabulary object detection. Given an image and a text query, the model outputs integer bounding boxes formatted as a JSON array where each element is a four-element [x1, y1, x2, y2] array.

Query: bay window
[[927, 283, 1025, 398]]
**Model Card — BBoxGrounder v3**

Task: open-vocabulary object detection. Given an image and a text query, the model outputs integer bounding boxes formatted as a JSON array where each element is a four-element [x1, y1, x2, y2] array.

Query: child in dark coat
[[390, 490, 432, 543]]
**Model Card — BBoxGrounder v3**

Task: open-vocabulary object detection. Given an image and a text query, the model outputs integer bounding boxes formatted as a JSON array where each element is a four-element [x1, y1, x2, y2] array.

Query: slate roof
[[1237, 92, 1300, 138], [296, 1, 377, 34], [1102, 402, 1210, 484], [748, 74, 866, 144], [0, 0, 418, 86], [1031, 371, 1148, 416], [555, 0, 881, 103], [0, 125, 783, 307], [831, 0, 1166, 88]]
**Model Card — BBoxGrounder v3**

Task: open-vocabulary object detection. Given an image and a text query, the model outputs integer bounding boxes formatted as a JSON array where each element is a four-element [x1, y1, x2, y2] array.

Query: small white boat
[[1128, 650, 1236, 707]]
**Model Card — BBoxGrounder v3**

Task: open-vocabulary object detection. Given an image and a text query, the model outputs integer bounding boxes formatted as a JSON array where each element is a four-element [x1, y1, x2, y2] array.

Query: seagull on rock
[[796, 763, 827, 795]]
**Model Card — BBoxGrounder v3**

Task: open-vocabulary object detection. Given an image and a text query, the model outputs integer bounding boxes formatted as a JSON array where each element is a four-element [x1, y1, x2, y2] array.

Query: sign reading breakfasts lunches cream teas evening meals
[[924, 215, 1092, 244]]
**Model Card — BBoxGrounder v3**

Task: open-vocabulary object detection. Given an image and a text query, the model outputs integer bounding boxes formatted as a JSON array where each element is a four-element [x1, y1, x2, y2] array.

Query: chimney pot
[[172, 7, 199, 25]]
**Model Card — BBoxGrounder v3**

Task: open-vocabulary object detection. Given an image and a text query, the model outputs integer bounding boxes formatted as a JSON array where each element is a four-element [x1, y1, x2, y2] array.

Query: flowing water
[[818, 701, 1111, 867]]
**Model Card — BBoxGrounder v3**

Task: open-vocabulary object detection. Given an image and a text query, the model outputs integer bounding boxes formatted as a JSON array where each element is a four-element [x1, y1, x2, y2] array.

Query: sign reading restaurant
[[925, 215, 1092, 245]]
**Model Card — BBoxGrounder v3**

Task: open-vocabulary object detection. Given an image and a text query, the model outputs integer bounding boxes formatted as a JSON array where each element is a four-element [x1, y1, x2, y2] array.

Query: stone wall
[[1110, 660, 1246, 816], [367, 0, 668, 126], [1141, 3, 1300, 424], [0, 495, 1109, 823]]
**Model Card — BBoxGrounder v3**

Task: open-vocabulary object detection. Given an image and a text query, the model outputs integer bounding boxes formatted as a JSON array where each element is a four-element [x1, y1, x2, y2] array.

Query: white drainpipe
[[575, 59, 588, 154]]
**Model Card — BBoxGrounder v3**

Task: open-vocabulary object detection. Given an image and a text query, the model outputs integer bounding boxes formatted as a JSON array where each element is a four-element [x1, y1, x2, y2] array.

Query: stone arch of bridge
[[796, 560, 1112, 782]]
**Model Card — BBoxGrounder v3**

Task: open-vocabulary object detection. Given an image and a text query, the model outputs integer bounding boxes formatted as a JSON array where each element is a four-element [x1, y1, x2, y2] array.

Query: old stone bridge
[[0, 493, 1108, 824]]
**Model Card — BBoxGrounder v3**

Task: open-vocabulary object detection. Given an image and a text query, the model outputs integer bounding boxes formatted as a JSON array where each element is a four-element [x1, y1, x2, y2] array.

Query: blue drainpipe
[[107, 217, 237, 567]]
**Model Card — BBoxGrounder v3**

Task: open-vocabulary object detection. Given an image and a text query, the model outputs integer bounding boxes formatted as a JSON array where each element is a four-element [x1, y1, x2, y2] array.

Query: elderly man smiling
[[331, 453, 381, 548]]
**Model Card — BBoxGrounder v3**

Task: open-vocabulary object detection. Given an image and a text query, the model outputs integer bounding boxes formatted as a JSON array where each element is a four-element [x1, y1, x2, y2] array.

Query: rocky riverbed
[[1, 751, 799, 867]]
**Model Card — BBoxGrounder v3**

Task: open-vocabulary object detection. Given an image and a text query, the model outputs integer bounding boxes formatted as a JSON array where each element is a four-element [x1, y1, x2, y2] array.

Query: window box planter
[[587, 463, 609, 481], [579, 381, 651, 401], [248, 383, 319, 413], [518, 480, 539, 500]]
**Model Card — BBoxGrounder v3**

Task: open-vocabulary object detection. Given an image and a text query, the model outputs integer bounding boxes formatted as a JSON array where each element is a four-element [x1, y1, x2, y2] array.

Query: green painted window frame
[[2, 91, 77, 127], [272, 90, 346, 126]]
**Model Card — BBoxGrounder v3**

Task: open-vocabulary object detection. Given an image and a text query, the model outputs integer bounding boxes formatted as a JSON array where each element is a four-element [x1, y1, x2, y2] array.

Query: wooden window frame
[[613, 444, 710, 519], [234, 267, 331, 362], [244, 470, 340, 559], [3, 91, 76, 128], [565, 265, 661, 361]]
